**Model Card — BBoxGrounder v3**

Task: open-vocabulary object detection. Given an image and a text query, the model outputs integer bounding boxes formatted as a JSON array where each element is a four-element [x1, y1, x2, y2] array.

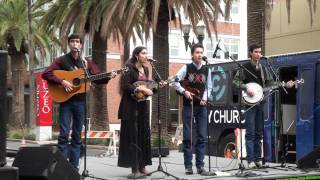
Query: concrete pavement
[[5, 139, 320, 180]]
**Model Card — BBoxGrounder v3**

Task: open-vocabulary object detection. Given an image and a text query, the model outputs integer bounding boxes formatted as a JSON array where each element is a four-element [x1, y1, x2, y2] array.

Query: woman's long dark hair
[[119, 46, 147, 94], [125, 46, 147, 66]]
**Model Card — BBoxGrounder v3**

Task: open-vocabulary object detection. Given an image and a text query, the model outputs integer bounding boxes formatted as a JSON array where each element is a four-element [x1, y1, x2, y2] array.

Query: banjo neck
[[264, 78, 304, 92]]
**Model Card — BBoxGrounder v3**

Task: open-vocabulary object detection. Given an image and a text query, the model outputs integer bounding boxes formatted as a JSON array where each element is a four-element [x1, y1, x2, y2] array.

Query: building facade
[[7, 0, 246, 137], [265, 0, 320, 55]]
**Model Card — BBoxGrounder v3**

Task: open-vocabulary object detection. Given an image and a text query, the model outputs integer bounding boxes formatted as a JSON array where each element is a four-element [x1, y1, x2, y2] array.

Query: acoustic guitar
[[47, 67, 128, 102]]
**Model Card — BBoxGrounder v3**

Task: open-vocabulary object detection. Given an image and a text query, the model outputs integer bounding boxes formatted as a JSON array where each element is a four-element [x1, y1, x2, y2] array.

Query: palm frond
[[100, 0, 121, 40]]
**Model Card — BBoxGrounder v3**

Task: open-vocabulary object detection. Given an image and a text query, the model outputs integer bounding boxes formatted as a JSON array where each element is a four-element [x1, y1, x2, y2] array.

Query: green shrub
[[152, 138, 166, 147], [25, 132, 35, 141], [9, 130, 23, 139], [8, 129, 35, 140], [52, 133, 59, 140]]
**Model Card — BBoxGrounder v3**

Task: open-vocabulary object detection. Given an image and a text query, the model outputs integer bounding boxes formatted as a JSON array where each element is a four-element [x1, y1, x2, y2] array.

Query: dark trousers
[[244, 104, 264, 163], [182, 105, 208, 169], [58, 99, 85, 169]]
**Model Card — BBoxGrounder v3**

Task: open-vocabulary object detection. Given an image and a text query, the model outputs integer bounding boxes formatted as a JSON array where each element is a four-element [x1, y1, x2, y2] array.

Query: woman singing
[[118, 46, 153, 179]]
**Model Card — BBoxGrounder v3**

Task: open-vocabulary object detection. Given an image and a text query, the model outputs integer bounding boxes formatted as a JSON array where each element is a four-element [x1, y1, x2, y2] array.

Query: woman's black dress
[[117, 64, 152, 170]]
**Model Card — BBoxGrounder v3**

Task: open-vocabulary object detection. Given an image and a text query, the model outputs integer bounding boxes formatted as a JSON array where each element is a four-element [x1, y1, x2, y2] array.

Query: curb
[[6, 138, 108, 150]]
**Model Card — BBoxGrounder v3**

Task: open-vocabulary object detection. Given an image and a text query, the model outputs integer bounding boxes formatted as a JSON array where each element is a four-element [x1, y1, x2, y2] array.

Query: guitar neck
[[88, 72, 112, 82], [88, 69, 123, 82]]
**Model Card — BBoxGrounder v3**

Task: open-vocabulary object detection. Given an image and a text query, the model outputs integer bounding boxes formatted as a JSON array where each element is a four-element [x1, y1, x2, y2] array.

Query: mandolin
[[132, 77, 175, 101], [179, 79, 213, 106]]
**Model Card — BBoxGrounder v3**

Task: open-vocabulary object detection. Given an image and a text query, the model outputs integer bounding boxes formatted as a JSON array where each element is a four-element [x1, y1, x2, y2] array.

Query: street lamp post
[[181, 21, 206, 51]]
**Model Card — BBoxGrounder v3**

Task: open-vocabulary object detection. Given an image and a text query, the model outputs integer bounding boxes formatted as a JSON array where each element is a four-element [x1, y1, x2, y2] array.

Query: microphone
[[212, 39, 221, 58], [74, 48, 81, 52], [202, 56, 208, 62], [147, 58, 157, 63]]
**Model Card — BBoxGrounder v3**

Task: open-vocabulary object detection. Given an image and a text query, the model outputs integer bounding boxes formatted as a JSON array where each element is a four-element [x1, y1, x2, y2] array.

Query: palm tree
[[0, 0, 56, 130], [103, 0, 231, 142], [35, 0, 142, 130], [36, 0, 230, 135], [247, 0, 266, 54]]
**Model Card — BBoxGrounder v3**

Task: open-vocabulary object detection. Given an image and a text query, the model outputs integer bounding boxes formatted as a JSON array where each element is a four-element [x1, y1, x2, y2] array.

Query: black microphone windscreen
[[202, 56, 208, 61]]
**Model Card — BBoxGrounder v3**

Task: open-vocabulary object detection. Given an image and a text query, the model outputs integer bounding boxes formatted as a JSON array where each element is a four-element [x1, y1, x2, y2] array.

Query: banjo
[[242, 79, 304, 105]]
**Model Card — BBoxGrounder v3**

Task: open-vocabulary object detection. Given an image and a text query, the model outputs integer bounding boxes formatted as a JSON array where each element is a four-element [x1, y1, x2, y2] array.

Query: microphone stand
[[78, 50, 109, 180], [259, 57, 298, 171], [263, 57, 288, 162], [262, 57, 288, 94], [144, 61, 179, 179], [261, 56, 283, 166], [219, 49, 260, 177], [202, 58, 216, 176]]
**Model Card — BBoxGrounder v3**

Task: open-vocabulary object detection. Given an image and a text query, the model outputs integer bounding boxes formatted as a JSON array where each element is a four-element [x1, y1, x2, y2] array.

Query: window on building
[[169, 88, 180, 128], [84, 35, 92, 57], [206, 40, 222, 59], [146, 44, 153, 57], [223, 38, 239, 60], [231, 0, 239, 15], [217, 0, 240, 22], [169, 33, 181, 57]]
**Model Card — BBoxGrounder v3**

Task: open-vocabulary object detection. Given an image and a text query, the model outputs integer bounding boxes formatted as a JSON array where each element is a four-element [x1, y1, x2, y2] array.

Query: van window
[[300, 68, 314, 120]]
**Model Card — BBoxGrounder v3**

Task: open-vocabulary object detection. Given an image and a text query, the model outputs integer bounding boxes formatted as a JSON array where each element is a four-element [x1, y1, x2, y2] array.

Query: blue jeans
[[58, 99, 85, 169], [182, 105, 208, 169], [244, 104, 264, 163]]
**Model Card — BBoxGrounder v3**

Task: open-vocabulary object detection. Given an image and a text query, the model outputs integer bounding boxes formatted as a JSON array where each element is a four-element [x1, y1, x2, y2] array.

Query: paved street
[[5, 139, 320, 180]]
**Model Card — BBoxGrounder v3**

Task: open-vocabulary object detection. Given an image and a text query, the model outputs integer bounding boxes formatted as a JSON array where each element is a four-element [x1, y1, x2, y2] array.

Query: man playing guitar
[[232, 44, 294, 169], [42, 33, 117, 170]]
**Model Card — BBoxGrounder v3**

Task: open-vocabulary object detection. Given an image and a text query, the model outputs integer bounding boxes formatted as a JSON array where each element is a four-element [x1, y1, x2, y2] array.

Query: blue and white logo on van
[[210, 66, 227, 102]]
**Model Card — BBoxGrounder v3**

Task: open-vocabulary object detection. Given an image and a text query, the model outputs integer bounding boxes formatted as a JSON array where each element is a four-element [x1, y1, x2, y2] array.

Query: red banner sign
[[36, 73, 53, 126]]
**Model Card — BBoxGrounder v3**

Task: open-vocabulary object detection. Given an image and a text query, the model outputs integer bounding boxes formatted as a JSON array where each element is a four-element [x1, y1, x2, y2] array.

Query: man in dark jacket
[[42, 33, 116, 170]]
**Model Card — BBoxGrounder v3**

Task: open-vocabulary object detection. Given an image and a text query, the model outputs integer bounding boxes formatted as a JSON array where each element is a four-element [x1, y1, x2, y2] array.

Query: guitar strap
[[60, 53, 86, 71]]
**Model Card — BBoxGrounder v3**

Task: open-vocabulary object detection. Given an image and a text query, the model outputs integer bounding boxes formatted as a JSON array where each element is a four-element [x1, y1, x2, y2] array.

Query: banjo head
[[242, 82, 264, 105]]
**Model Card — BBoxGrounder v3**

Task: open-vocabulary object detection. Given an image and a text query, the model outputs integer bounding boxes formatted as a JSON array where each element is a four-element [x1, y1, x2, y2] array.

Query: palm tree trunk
[[10, 53, 25, 130], [123, 39, 130, 63], [247, 0, 266, 54], [151, 0, 170, 144], [89, 31, 109, 131]]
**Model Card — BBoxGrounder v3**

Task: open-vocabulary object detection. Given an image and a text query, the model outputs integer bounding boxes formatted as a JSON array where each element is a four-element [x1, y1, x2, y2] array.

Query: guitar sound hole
[[73, 78, 81, 87]]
